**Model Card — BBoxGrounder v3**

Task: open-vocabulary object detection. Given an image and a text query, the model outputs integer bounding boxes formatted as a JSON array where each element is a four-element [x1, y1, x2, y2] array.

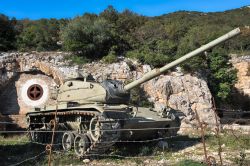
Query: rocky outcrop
[[0, 52, 216, 132], [231, 55, 250, 110], [231, 55, 250, 96], [0, 53, 19, 90]]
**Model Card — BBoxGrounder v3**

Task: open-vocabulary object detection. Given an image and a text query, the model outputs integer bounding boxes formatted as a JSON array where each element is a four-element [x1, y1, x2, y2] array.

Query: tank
[[26, 28, 241, 157]]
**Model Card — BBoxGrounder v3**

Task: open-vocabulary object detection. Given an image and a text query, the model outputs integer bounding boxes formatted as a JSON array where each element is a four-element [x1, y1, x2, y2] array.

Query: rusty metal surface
[[28, 110, 97, 117]]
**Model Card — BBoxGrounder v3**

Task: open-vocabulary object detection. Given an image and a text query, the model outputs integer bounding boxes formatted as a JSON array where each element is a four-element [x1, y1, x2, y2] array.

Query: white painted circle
[[20, 79, 49, 107]]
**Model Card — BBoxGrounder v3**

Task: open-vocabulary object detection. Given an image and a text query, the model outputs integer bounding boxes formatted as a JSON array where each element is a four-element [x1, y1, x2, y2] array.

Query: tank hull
[[26, 105, 179, 157]]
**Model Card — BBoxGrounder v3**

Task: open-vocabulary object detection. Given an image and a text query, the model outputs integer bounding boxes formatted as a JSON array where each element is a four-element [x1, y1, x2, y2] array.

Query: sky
[[0, 0, 250, 20]]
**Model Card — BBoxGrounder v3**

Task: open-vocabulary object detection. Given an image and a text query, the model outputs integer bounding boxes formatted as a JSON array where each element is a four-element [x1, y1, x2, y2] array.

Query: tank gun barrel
[[124, 27, 241, 91]]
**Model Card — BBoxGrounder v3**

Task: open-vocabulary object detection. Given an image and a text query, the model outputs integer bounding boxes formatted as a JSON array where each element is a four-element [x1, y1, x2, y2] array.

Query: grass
[[0, 135, 46, 166], [206, 130, 250, 150], [0, 135, 84, 166], [0, 131, 249, 165], [0, 134, 29, 145], [176, 159, 207, 166]]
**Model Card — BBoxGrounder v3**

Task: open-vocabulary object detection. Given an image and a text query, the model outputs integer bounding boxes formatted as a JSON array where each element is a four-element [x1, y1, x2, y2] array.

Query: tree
[[100, 5, 119, 24], [175, 25, 237, 103], [0, 14, 17, 51], [61, 15, 116, 59], [207, 48, 237, 103], [17, 19, 61, 51], [116, 10, 147, 49]]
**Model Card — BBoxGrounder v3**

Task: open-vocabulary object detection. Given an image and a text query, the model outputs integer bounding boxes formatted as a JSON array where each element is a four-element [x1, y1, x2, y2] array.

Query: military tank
[[26, 28, 241, 157]]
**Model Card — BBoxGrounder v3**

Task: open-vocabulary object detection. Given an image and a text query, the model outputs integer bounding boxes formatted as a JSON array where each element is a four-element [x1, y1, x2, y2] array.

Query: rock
[[144, 159, 150, 164], [157, 159, 165, 164], [82, 159, 90, 163], [231, 55, 250, 109]]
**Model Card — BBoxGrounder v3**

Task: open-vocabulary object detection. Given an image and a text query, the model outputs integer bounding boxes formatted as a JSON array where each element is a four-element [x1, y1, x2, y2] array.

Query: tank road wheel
[[89, 117, 101, 141], [62, 132, 75, 151], [74, 134, 90, 157]]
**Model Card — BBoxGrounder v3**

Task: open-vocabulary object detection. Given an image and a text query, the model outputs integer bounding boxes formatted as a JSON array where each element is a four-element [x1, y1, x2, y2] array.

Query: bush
[[129, 83, 154, 107], [68, 55, 89, 65], [17, 19, 61, 51], [102, 51, 118, 63], [126, 48, 171, 67], [61, 15, 116, 59], [208, 48, 237, 103]]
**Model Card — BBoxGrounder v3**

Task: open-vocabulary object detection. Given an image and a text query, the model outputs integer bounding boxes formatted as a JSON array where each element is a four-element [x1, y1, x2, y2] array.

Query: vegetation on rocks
[[1, 6, 250, 105]]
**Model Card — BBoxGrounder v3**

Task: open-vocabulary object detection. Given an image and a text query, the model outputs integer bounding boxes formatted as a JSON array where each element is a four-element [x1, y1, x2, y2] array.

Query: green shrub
[[126, 48, 171, 67], [69, 55, 89, 65], [129, 83, 154, 107], [102, 51, 118, 63], [61, 16, 116, 59]]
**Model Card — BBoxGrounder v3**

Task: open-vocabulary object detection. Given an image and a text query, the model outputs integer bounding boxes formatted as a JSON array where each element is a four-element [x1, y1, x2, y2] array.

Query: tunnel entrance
[[0, 75, 20, 115]]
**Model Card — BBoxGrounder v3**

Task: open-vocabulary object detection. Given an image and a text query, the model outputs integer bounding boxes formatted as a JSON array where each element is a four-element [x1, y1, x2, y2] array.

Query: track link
[[84, 115, 120, 157]]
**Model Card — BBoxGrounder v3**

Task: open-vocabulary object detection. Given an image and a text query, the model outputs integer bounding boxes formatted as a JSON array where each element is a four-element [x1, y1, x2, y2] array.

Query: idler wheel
[[62, 132, 75, 151], [89, 117, 101, 142], [74, 134, 90, 157]]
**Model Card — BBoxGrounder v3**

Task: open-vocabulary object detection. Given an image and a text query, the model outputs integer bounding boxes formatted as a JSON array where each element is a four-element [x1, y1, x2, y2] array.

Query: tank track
[[27, 110, 120, 157], [84, 116, 120, 156]]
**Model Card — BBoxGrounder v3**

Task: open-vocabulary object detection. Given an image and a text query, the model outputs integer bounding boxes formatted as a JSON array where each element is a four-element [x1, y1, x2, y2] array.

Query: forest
[[1, 6, 250, 106]]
